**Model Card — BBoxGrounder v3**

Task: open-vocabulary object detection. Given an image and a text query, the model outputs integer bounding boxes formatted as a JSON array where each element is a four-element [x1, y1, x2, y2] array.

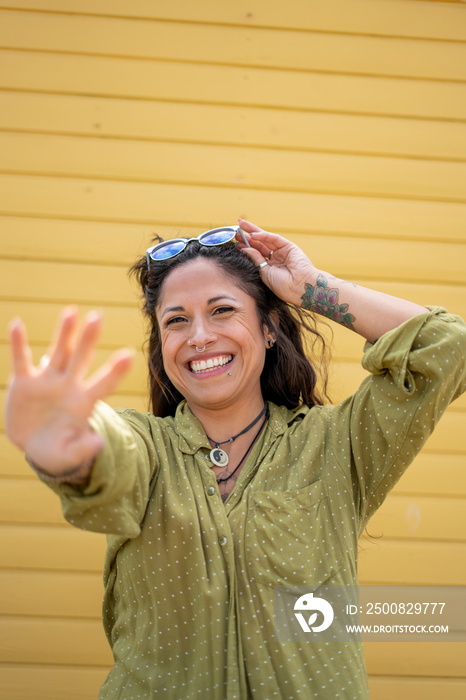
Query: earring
[[267, 339, 275, 348]]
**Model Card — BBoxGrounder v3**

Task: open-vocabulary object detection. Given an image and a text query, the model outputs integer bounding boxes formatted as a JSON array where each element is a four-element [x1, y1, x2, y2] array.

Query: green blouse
[[45, 306, 466, 699]]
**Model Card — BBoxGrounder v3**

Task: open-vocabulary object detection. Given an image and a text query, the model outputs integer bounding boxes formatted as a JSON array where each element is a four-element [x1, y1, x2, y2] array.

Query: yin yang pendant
[[210, 447, 229, 468]]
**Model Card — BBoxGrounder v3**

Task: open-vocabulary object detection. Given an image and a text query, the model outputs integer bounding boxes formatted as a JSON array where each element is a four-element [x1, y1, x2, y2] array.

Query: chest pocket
[[244, 479, 343, 589]]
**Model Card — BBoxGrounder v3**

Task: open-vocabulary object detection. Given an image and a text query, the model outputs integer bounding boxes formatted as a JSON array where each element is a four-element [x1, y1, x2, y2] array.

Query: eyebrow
[[161, 295, 238, 318]]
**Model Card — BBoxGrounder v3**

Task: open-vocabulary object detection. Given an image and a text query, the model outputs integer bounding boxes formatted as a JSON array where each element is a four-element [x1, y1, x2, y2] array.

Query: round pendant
[[210, 448, 229, 468]]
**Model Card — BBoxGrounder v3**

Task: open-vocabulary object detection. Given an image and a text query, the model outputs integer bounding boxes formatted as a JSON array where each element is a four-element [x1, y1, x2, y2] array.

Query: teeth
[[190, 355, 232, 374]]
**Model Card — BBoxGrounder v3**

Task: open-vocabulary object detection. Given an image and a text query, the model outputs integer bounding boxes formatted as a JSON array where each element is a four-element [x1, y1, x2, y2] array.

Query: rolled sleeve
[[43, 401, 159, 537], [333, 306, 466, 533]]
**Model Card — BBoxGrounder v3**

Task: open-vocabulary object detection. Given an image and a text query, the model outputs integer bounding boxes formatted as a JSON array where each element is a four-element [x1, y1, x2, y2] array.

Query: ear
[[263, 309, 279, 345]]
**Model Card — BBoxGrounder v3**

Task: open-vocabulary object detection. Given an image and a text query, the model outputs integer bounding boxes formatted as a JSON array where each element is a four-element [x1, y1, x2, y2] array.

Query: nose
[[188, 317, 216, 351]]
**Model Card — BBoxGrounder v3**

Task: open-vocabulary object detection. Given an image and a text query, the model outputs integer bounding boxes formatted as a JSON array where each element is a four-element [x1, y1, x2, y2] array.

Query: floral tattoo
[[301, 274, 356, 330]]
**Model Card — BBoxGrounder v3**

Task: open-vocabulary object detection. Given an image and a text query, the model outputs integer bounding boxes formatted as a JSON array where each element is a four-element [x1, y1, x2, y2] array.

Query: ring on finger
[[256, 261, 268, 270]]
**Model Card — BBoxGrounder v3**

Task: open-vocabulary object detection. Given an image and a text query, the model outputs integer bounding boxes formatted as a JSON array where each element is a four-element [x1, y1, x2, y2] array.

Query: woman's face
[[156, 258, 271, 412]]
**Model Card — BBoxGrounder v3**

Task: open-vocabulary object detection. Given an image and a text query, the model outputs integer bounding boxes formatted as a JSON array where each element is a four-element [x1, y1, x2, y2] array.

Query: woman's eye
[[166, 316, 186, 326], [214, 306, 234, 315]]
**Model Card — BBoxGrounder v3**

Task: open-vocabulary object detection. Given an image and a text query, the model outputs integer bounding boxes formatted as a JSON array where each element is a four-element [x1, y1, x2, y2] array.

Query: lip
[[185, 353, 235, 377]]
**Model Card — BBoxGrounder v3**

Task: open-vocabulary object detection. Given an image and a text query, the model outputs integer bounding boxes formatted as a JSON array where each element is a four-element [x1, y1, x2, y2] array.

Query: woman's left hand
[[237, 219, 317, 305]]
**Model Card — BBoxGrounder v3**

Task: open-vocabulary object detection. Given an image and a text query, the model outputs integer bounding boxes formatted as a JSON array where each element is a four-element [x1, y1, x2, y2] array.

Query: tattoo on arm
[[301, 274, 356, 330], [327, 274, 357, 289]]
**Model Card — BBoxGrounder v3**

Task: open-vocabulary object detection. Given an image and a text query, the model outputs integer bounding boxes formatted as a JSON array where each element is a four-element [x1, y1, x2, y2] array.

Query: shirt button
[[219, 536, 228, 546], [207, 486, 215, 496]]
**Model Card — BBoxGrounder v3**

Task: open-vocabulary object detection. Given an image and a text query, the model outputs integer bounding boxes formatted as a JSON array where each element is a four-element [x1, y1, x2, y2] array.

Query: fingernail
[[86, 310, 102, 323]]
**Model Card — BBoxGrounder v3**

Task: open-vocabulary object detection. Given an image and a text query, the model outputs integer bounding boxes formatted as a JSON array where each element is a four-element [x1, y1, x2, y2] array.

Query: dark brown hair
[[129, 236, 331, 417]]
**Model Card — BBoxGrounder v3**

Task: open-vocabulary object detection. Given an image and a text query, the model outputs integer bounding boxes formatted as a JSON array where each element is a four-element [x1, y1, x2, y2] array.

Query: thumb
[[66, 430, 105, 467]]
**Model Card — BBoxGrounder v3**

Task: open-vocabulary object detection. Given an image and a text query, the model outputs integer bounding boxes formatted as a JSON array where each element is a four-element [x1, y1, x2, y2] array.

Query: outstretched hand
[[236, 219, 317, 305], [5, 307, 134, 475]]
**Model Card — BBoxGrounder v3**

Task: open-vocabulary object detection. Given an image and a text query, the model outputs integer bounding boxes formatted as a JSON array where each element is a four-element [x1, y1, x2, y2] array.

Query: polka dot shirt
[[47, 306, 466, 699]]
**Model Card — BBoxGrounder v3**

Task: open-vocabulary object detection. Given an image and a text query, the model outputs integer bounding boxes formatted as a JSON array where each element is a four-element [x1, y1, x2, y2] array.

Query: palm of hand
[[6, 308, 133, 475]]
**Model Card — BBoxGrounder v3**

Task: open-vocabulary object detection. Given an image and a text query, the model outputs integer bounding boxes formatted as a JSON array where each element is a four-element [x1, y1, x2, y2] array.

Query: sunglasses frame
[[146, 225, 250, 267]]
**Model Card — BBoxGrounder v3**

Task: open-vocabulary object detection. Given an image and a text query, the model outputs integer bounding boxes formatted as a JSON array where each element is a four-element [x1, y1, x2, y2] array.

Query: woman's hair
[[129, 236, 332, 417]]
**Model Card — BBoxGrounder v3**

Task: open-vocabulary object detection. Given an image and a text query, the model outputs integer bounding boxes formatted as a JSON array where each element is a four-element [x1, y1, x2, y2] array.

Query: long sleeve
[[41, 400, 159, 537], [332, 306, 466, 534]]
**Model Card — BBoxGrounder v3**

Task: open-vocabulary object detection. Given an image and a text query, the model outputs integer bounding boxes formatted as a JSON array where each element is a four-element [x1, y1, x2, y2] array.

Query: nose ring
[[196, 345, 206, 353]]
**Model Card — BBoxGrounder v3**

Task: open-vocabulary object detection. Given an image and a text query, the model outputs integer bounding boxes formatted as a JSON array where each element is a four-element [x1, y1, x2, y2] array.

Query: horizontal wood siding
[[0, 2, 465, 698]]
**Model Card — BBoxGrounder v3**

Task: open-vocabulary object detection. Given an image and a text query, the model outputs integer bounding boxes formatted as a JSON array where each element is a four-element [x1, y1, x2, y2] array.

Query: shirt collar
[[173, 399, 310, 454]]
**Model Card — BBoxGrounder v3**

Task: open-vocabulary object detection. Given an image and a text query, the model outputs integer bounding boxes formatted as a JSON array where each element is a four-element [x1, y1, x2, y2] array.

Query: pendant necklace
[[206, 402, 267, 468], [217, 405, 270, 504]]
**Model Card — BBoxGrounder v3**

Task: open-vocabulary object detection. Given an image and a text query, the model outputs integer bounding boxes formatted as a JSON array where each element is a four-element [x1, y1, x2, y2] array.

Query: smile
[[189, 354, 233, 374]]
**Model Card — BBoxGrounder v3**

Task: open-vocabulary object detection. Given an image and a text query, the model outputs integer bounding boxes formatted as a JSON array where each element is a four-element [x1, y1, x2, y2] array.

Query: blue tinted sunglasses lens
[[199, 229, 235, 245], [149, 240, 186, 260]]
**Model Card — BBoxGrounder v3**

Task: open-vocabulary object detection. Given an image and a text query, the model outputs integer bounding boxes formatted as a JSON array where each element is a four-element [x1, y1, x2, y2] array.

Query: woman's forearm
[[298, 269, 427, 343]]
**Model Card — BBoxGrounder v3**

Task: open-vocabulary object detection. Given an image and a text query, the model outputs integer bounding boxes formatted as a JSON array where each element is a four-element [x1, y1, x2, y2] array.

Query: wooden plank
[[0, 570, 103, 618], [2, 0, 466, 41], [2, 476, 464, 541], [391, 453, 466, 498], [0, 617, 112, 666], [1, 49, 465, 121], [2, 92, 465, 161], [1, 175, 466, 243], [368, 494, 466, 542], [1, 8, 466, 81], [0, 524, 107, 573], [2, 216, 466, 284], [0, 259, 136, 305], [3, 131, 466, 202], [364, 642, 466, 678], [0, 299, 145, 347], [0, 664, 110, 700], [0, 215, 177, 266], [0, 479, 65, 525], [368, 677, 466, 700], [358, 539, 466, 585]]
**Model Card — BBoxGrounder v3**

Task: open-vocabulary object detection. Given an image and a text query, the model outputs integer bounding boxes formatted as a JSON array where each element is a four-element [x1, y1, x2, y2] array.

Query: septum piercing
[[189, 334, 212, 353]]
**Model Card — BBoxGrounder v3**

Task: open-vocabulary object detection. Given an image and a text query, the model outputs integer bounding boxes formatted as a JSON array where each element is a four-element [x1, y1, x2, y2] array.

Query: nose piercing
[[196, 345, 206, 353]]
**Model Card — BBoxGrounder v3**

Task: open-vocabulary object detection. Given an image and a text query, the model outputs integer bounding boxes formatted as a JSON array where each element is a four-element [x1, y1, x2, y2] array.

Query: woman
[[6, 219, 466, 699]]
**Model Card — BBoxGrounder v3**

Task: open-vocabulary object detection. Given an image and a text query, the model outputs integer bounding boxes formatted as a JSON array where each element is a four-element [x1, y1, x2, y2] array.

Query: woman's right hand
[[5, 307, 134, 476]]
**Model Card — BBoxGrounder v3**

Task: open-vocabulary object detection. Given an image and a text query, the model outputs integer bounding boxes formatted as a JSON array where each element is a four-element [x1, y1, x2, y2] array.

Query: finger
[[238, 218, 262, 234], [8, 318, 34, 376], [48, 306, 79, 371], [249, 237, 273, 259], [237, 229, 272, 259], [67, 311, 103, 377], [85, 348, 135, 402], [242, 227, 291, 253], [240, 248, 271, 280]]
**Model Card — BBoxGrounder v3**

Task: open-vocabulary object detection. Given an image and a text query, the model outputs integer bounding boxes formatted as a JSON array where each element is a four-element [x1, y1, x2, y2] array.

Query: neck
[[187, 394, 266, 443]]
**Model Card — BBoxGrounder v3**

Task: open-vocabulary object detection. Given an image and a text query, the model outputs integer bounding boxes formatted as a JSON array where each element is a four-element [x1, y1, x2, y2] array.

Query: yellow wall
[[1, 1, 465, 698]]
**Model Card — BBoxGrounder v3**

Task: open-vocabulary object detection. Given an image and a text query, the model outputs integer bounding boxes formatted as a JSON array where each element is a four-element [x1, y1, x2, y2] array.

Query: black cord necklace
[[217, 404, 270, 492], [206, 402, 267, 467]]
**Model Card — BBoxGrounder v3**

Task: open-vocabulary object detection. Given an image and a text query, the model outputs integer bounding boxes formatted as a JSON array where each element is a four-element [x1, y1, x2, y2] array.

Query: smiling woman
[[5, 220, 466, 700]]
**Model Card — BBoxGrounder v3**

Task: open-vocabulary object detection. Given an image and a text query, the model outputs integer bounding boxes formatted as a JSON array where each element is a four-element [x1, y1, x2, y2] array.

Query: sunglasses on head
[[146, 225, 250, 267]]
